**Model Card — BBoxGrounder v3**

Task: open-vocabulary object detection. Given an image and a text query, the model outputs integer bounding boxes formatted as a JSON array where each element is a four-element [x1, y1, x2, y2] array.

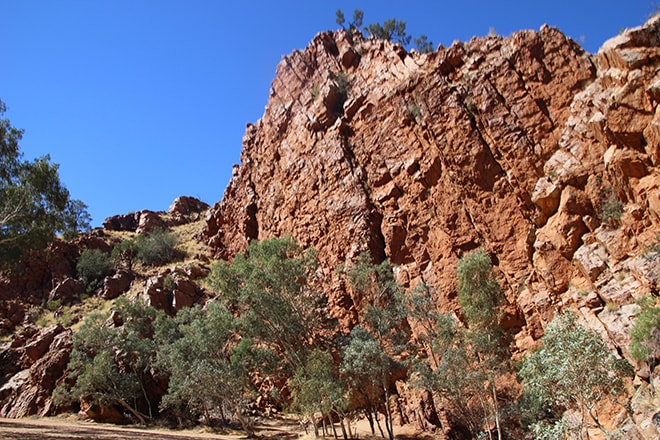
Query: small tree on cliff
[[0, 99, 90, 266], [630, 298, 660, 394]]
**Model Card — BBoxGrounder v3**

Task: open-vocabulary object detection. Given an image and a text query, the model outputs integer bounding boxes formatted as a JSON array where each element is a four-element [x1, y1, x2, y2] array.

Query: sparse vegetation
[[405, 102, 422, 121], [111, 238, 138, 271], [601, 188, 624, 224], [335, 9, 433, 52], [630, 299, 660, 393], [602, 198, 624, 223], [134, 228, 179, 265], [409, 248, 511, 440]]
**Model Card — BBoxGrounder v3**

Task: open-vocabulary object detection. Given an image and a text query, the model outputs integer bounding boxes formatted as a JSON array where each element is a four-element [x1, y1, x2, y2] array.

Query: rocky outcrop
[[202, 15, 660, 433], [101, 270, 133, 300], [168, 196, 210, 225], [141, 264, 209, 315], [103, 196, 209, 233], [0, 324, 72, 418]]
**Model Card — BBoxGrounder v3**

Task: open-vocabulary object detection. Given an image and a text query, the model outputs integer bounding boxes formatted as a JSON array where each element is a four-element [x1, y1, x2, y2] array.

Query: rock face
[[0, 324, 72, 418], [202, 16, 660, 432]]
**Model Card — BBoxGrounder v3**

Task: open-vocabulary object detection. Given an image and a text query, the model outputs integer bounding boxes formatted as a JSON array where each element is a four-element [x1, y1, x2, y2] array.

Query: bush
[[520, 311, 632, 436], [405, 103, 422, 121], [602, 198, 624, 223], [111, 238, 138, 271], [630, 301, 660, 364], [134, 228, 179, 265], [76, 248, 113, 286]]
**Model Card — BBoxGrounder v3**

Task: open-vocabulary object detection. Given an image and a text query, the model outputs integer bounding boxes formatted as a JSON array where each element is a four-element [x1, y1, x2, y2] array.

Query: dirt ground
[[0, 416, 297, 440], [0, 416, 440, 440]]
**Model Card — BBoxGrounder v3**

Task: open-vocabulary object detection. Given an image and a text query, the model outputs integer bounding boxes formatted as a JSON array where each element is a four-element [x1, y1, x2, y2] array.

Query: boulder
[[102, 212, 140, 232], [49, 278, 85, 305], [168, 196, 209, 218], [24, 324, 64, 365], [136, 210, 166, 234], [101, 270, 133, 300]]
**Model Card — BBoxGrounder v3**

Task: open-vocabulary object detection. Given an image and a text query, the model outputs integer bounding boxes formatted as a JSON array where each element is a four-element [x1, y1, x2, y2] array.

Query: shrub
[[602, 198, 624, 223], [413, 35, 434, 53], [46, 298, 62, 312], [134, 228, 179, 265], [630, 302, 660, 364], [520, 311, 633, 436], [405, 103, 422, 121], [76, 248, 113, 286], [111, 238, 138, 271]]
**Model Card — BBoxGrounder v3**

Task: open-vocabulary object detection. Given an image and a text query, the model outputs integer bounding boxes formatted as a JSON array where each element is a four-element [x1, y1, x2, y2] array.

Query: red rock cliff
[[203, 15, 660, 353]]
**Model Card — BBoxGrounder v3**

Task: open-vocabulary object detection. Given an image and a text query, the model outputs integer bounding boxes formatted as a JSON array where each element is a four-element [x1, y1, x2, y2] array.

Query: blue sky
[[1, 1, 657, 226]]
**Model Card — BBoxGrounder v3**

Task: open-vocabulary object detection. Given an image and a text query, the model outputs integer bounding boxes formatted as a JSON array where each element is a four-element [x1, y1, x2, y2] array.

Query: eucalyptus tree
[[0, 99, 89, 266]]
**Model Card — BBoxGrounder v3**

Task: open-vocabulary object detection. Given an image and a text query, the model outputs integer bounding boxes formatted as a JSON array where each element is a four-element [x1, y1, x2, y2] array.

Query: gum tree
[[0, 99, 90, 266]]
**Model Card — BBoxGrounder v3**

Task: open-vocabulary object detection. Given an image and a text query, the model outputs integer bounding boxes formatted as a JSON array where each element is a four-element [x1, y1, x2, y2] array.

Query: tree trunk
[[117, 399, 148, 425]]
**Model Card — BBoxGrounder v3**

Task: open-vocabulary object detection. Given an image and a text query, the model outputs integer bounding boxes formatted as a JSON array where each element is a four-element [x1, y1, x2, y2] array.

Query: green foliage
[[341, 326, 396, 440], [76, 248, 113, 287], [520, 311, 633, 436], [111, 238, 138, 271], [55, 297, 162, 423], [602, 198, 624, 223], [405, 103, 422, 121], [336, 8, 363, 31], [643, 236, 660, 260], [46, 298, 62, 312], [366, 19, 411, 46], [134, 228, 179, 265], [206, 237, 331, 374], [156, 302, 257, 430], [0, 99, 90, 266], [346, 253, 407, 352], [457, 248, 502, 333], [344, 254, 407, 440], [409, 250, 509, 439], [413, 35, 434, 53], [335, 9, 345, 27], [290, 349, 346, 437], [335, 9, 431, 52], [630, 301, 660, 363]]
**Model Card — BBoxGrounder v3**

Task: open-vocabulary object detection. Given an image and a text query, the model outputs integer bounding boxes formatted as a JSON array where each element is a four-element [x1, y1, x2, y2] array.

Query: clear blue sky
[[1, 1, 656, 226]]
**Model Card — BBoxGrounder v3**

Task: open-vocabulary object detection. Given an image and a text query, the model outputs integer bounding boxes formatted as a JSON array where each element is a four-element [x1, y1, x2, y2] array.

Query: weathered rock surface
[[0, 325, 72, 418], [101, 270, 133, 300], [201, 16, 660, 434]]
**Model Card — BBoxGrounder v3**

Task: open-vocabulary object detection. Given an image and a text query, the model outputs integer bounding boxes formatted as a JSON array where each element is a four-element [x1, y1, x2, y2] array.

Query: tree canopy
[[0, 99, 90, 265]]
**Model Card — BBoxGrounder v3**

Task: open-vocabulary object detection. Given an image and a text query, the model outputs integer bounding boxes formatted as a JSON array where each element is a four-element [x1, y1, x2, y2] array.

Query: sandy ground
[[0, 416, 290, 440], [0, 416, 442, 440]]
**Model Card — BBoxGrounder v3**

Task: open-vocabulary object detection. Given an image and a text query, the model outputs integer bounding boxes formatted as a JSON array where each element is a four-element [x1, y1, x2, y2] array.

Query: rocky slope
[[201, 15, 660, 436]]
